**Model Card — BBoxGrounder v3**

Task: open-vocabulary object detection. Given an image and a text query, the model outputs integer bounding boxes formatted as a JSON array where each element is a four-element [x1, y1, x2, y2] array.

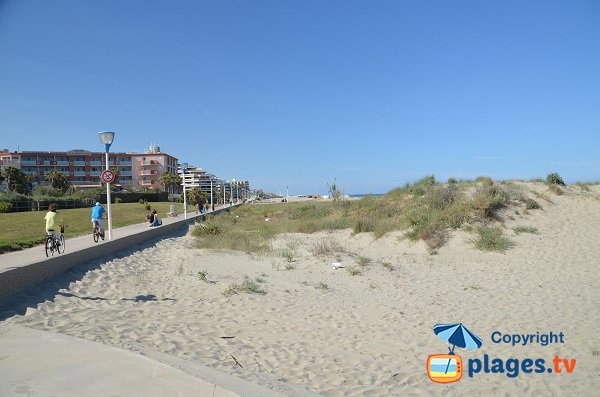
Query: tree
[[110, 167, 120, 186], [187, 188, 208, 206], [46, 170, 71, 193], [159, 172, 182, 194], [3, 167, 29, 194]]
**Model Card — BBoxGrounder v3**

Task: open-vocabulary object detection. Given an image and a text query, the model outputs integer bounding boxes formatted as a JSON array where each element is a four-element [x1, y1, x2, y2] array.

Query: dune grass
[[0, 202, 185, 253], [473, 225, 514, 252], [192, 176, 548, 254]]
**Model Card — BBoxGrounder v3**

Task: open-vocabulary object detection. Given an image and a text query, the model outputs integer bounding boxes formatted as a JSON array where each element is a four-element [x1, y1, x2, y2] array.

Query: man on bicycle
[[45, 203, 64, 243], [91, 202, 106, 240]]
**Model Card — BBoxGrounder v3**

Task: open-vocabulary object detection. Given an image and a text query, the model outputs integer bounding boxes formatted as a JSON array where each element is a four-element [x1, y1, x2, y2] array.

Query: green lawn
[[0, 202, 185, 253]]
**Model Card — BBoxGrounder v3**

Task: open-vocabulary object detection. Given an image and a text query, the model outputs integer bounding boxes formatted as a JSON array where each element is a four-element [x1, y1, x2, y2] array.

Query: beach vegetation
[[574, 182, 591, 191], [473, 225, 514, 252], [197, 270, 209, 282], [280, 248, 295, 262], [356, 255, 372, 267], [189, 176, 557, 255], [548, 184, 564, 195], [311, 239, 344, 257], [327, 179, 343, 202], [381, 261, 394, 271], [513, 226, 538, 234], [523, 198, 541, 210], [223, 276, 266, 296], [347, 266, 362, 276], [546, 173, 565, 186], [475, 176, 494, 187], [315, 282, 329, 290]]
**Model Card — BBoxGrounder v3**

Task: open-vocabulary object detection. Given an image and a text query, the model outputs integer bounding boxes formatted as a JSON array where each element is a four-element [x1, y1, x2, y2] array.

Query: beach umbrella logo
[[427, 323, 483, 384]]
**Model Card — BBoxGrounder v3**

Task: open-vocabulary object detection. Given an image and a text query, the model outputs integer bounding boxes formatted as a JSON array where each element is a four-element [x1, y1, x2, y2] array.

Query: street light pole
[[182, 164, 188, 219], [210, 176, 213, 211], [98, 131, 115, 240]]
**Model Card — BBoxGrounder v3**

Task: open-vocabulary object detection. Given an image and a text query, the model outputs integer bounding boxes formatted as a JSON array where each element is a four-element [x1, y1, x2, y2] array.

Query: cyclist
[[44, 203, 63, 243], [91, 202, 106, 240]]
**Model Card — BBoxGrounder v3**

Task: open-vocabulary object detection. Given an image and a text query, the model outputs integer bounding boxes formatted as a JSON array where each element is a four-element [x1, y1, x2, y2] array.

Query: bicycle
[[45, 225, 66, 257], [92, 220, 104, 243]]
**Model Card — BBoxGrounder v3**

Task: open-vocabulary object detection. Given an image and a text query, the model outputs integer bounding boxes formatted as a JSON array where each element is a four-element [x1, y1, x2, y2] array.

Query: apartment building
[[176, 164, 249, 203], [0, 145, 178, 190]]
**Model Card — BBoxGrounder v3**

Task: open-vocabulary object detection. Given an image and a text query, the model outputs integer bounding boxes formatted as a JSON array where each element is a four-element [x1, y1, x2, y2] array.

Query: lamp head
[[98, 131, 115, 152]]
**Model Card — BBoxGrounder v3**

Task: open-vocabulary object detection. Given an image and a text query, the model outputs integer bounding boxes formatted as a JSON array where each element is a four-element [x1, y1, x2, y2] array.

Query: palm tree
[[187, 188, 208, 206], [45, 170, 70, 193], [110, 167, 120, 186], [159, 172, 182, 194]]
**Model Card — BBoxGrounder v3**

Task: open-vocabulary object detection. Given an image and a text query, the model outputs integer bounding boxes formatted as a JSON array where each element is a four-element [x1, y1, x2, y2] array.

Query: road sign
[[100, 169, 115, 183]]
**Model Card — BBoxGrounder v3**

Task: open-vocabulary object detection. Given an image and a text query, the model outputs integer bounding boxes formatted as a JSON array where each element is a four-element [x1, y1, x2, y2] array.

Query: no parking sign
[[100, 170, 115, 183]]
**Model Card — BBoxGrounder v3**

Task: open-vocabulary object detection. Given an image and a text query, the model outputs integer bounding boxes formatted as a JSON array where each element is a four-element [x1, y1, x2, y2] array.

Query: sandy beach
[[3, 182, 600, 396]]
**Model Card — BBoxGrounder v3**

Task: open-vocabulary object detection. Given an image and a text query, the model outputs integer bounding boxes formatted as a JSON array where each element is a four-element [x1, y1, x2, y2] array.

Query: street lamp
[[98, 131, 115, 240], [181, 163, 188, 219], [209, 175, 214, 211]]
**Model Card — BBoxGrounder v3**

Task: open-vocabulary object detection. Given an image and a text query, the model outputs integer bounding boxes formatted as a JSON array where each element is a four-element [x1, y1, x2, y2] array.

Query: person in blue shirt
[[91, 202, 106, 240]]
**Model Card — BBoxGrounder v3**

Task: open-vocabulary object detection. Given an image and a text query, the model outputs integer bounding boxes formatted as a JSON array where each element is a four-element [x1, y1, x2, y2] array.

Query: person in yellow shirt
[[44, 203, 64, 242]]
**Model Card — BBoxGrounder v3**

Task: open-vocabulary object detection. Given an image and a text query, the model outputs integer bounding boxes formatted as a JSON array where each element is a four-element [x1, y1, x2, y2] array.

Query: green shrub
[[353, 217, 375, 234], [473, 226, 513, 252], [472, 186, 511, 218], [115, 197, 123, 203], [475, 176, 494, 187], [192, 222, 221, 236], [423, 186, 458, 210], [513, 226, 538, 235], [223, 276, 266, 296], [0, 202, 12, 213], [523, 198, 541, 210], [546, 173, 565, 186], [356, 256, 372, 267], [31, 186, 63, 197], [145, 204, 151, 211], [347, 266, 362, 276], [447, 177, 458, 185]]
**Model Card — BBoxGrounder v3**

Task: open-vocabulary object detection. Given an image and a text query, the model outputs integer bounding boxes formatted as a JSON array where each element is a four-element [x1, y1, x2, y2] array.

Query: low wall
[[0, 206, 237, 299]]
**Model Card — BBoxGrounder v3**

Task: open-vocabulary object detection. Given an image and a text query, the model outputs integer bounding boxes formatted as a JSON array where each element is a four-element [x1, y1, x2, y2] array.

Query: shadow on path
[[0, 227, 189, 321]]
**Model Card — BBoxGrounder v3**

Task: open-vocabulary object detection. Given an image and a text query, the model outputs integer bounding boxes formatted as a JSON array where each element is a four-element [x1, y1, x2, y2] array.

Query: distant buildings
[[177, 164, 250, 204], [0, 146, 251, 200], [0, 145, 177, 190]]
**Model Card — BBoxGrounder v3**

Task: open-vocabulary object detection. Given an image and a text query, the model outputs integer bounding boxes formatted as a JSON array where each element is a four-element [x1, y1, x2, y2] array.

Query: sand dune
[[5, 183, 600, 395]]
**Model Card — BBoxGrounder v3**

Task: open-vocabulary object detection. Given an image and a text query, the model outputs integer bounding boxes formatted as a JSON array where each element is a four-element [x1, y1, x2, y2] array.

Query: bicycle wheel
[[45, 236, 51, 257], [93, 229, 99, 243], [57, 234, 65, 253], [46, 237, 55, 256]]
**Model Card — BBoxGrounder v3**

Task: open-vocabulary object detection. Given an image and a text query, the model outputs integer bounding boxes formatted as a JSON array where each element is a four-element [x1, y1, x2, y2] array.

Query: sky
[[0, 1, 599, 194]]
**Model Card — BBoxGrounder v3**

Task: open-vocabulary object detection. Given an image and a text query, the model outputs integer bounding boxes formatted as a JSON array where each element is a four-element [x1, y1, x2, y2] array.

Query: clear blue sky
[[1, 1, 598, 194]]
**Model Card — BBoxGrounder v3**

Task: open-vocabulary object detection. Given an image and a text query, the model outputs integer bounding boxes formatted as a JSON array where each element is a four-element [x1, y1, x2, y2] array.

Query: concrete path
[[0, 323, 287, 397], [0, 205, 238, 299]]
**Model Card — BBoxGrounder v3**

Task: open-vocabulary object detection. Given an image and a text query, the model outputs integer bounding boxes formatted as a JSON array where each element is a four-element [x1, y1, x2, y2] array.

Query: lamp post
[[181, 163, 188, 219], [209, 176, 213, 211], [230, 180, 233, 206], [98, 131, 115, 240]]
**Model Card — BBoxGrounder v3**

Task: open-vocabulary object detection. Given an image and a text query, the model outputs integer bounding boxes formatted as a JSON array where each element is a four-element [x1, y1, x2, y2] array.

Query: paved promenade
[[0, 206, 236, 299]]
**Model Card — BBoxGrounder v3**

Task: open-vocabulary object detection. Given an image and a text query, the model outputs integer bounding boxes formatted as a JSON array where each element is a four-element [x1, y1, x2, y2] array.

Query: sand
[[3, 182, 600, 395]]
